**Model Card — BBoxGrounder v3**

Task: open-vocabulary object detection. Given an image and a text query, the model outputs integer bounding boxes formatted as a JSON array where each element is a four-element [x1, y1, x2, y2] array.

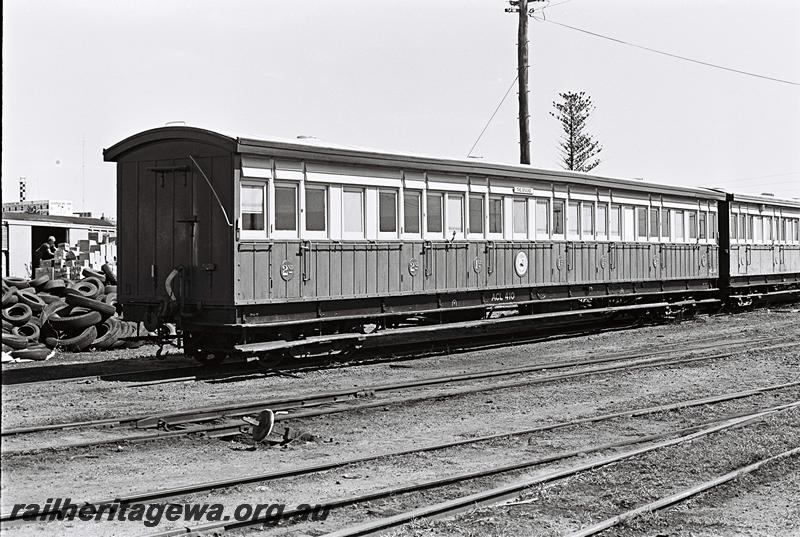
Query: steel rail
[[140, 401, 800, 537], [0, 335, 779, 437], [2, 341, 796, 455], [565, 446, 800, 537], [319, 402, 800, 537], [3, 379, 796, 524]]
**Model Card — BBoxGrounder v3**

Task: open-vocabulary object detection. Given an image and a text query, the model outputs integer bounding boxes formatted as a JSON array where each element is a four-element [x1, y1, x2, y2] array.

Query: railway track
[[2, 380, 797, 526], [2, 338, 794, 454], [140, 401, 799, 536]]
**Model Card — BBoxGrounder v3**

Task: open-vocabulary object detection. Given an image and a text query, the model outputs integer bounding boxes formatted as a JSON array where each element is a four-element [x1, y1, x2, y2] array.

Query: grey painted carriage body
[[724, 193, 800, 286], [106, 127, 734, 327]]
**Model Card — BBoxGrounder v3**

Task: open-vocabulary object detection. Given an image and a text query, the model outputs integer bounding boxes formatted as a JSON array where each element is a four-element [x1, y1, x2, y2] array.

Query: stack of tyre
[[2, 265, 143, 361]]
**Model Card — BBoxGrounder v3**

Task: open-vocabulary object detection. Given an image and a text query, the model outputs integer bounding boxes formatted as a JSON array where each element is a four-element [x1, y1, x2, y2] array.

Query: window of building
[[426, 193, 443, 234], [553, 200, 565, 236], [274, 184, 298, 233], [489, 196, 503, 234], [513, 198, 528, 237], [342, 189, 364, 237], [609, 205, 621, 238], [305, 186, 327, 233], [378, 190, 397, 234], [240, 183, 266, 237], [568, 202, 580, 236], [447, 194, 464, 234], [688, 212, 697, 240], [597, 204, 607, 238], [535, 199, 549, 236], [637, 207, 648, 239], [403, 191, 421, 234], [469, 195, 484, 235], [673, 210, 684, 241], [649, 208, 659, 239], [699, 212, 707, 239], [581, 203, 594, 237]]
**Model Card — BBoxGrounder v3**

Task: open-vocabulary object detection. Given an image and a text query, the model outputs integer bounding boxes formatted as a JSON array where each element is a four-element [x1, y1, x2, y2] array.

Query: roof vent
[[761, 192, 775, 197], [165, 121, 186, 127]]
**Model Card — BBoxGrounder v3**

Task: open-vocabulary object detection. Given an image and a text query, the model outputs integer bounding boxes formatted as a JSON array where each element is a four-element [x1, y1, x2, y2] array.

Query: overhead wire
[[467, 74, 519, 158], [533, 16, 800, 87]]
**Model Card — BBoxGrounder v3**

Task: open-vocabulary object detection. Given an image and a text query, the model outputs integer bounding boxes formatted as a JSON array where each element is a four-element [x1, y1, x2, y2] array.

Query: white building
[[1, 212, 115, 277], [2, 199, 74, 216]]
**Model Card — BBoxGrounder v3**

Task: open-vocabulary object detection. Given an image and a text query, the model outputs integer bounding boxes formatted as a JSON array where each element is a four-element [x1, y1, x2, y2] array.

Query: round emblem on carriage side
[[600, 255, 608, 269], [280, 260, 294, 281], [408, 258, 419, 277], [514, 251, 528, 277], [652, 257, 659, 269], [556, 255, 565, 271], [472, 257, 483, 274], [700, 255, 708, 268]]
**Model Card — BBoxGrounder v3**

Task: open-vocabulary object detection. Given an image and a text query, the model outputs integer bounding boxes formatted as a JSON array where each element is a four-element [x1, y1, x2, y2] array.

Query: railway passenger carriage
[[720, 193, 800, 301], [105, 127, 779, 363]]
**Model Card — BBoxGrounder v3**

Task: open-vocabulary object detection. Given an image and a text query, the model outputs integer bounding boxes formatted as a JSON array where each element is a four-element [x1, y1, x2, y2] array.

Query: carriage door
[[153, 161, 195, 301]]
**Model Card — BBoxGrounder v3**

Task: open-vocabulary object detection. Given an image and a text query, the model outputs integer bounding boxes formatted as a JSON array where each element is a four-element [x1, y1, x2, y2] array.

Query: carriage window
[[637, 207, 648, 239], [688, 212, 697, 240], [343, 189, 364, 236], [764, 217, 772, 241], [754, 216, 763, 242], [661, 208, 670, 239], [513, 198, 528, 236], [730, 214, 738, 239], [609, 205, 621, 238], [240, 184, 265, 232], [469, 195, 484, 234], [649, 209, 658, 238], [305, 186, 327, 233], [747, 215, 754, 240], [795, 219, 799, 242], [709, 213, 716, 239], [699, 212, 707, 239], [536, 199, 549, 235], [447, 194, 464, 234], [568, 202, 579, 236], [553, 200, 565, 235], [738, 214, 747, 240], [581, 203, 594, 236], [379, 190, 397, 233], [780, 218, 787, 241], [403, 191, 421, 234], [596, 205, 607, 237], [489, 196, 503, 234], [673, 210, 684, 241], [275, 185, 297, 231], [427, 193, 443, 233]]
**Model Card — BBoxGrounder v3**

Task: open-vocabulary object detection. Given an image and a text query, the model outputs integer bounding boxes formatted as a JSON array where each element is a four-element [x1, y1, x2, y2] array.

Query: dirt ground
[[1, 307, 799, 536]]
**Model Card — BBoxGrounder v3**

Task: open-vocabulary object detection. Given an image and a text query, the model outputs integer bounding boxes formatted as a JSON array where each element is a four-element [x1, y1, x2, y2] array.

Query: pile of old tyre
[[2, 265, 143, 360]]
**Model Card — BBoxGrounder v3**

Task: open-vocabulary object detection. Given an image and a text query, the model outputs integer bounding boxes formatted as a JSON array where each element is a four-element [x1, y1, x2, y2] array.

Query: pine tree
[[550, 91, 603, 173]]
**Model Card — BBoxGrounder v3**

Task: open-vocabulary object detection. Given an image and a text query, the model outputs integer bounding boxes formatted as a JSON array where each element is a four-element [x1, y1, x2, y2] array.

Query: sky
[[3, 0, 799, 219]]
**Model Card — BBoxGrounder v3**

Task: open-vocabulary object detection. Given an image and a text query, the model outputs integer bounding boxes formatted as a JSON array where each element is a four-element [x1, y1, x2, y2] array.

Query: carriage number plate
[[490, 291, 515, 302]]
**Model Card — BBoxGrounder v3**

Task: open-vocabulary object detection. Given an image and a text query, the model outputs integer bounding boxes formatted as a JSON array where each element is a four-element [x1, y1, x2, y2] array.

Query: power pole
[[506, 0, 542, 165], [517, 0, 530, 164]]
